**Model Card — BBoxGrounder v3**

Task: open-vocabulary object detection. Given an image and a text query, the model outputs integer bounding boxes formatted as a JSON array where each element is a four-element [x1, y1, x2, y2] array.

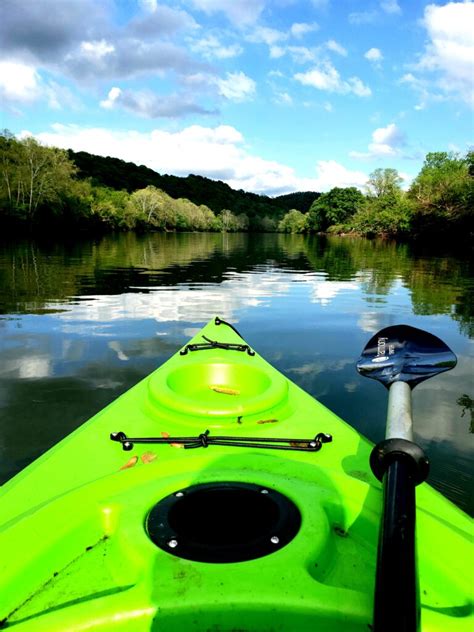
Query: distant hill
[[68, 150, 319, 221]]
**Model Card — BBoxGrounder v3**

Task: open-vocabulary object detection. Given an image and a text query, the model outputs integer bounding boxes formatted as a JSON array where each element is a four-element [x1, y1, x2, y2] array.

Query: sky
[[0, 0, 473, 196]]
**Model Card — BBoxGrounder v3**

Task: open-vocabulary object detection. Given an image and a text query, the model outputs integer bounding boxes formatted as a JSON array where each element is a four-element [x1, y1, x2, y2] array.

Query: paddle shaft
[[374, 457, 419, 631], [372, 380, 423, 632]]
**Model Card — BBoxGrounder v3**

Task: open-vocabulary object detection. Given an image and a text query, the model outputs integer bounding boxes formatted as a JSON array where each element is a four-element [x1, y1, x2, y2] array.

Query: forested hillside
[[69, 150, 317, 221]]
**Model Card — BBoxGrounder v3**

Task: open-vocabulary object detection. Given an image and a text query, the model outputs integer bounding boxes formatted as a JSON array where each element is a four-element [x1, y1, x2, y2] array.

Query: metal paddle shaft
[[357, 325, 457, 632]]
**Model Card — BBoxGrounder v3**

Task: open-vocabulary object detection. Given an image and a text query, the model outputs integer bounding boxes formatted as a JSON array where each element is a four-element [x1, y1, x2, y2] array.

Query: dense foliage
[[69, 149, 306, 225], [1, 131, 472, 242], [307, 187, 365, 232]]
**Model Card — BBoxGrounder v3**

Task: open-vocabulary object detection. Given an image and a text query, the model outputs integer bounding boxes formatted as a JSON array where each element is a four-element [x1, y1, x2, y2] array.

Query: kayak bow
[[0, 317, 471, 631]]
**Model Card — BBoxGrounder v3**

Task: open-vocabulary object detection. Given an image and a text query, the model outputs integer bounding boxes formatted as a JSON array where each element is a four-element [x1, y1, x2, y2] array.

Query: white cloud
[[348, 11, 377, 25], [295, 62, 371, 97], [100, 86, 121, 109], [188, 0, 265, 25], [274, 91, 293, 105], [99, 86, 214, 118], [290, 22, 319, 38], [326, 40, 347, 56], [287, 46, 316, 64], [418, 1, 474, 106], [348, 77, 372, 97], [0, 60, 78, 111], [191, 35, 243, 59], [247, 26, 287, 46], [310, 160, 368, 190], [216, 71, 256, 101], [365, 47, 383, 63], [270, 45, 286, 59], [80, 40, 115, 60], [380, 0, 401, 15], [139, 0, 157, 11], [0, 60, 40, 103], [29, 124, 369, 195], [350, 122, 406, 159]]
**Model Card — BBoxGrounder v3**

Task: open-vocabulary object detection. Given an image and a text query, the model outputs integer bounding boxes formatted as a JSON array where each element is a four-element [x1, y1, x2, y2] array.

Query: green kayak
[[0, 317, 471, 631]]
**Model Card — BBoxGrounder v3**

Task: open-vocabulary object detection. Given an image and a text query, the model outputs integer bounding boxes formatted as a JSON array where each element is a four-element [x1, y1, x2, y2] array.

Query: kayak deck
[[0, 318, 471, 631]]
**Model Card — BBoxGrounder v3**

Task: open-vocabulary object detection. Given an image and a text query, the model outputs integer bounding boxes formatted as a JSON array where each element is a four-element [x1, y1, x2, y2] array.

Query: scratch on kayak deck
[[0, 536, 132, 628]]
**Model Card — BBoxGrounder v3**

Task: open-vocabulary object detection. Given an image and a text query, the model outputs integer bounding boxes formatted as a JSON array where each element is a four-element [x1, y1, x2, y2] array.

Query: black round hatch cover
[[146, 481, 301, 563]]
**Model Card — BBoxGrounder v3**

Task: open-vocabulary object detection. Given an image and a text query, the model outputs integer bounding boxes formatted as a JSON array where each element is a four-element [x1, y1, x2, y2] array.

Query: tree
[[349, 168, 413, 237], [128, 186, 174, 228], [408, 151, 473, 221], [218, 209, 242, 232], [351, 195, 414, 236], [366, 168, 403, 198], [307, 187, 365, 231], [278, 209, 307, 233], [0, 134, 77, 222]]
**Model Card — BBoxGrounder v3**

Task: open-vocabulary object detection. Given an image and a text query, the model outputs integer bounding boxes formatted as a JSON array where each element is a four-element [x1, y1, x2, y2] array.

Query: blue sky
[[1, 0, 473, 195]]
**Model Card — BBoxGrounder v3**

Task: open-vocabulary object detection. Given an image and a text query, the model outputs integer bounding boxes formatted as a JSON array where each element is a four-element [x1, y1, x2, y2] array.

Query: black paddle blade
[[357, 325, 457, 388]]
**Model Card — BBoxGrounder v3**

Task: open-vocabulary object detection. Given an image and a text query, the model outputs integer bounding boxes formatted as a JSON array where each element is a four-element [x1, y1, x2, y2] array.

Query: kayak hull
[[0, 318, 471, 631]]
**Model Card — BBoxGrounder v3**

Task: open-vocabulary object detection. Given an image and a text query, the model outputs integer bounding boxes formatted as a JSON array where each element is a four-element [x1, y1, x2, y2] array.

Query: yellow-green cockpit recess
[[147, 355, 290, 424]]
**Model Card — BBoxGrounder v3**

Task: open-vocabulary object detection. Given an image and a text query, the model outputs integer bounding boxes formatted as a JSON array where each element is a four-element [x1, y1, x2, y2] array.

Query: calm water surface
[[0, 233, 472, 514]]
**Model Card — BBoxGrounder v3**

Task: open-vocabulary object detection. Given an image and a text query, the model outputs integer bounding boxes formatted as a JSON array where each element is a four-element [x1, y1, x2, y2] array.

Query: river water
[[0, 232, 472, 515]]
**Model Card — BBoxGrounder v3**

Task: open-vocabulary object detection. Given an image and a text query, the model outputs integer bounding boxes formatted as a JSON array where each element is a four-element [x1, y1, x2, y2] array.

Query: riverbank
[[1, 132, 472, 243]]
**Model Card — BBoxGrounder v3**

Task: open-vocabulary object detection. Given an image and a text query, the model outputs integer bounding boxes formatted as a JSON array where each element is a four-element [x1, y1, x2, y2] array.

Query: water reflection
[[0, 233, 472, 515]]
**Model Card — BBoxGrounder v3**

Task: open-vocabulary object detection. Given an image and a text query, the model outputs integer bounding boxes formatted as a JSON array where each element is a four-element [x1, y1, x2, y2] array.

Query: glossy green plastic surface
[[0, 318, 472, 631]]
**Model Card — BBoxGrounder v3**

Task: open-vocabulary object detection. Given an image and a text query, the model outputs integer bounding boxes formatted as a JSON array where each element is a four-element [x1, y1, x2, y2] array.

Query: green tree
[[128, 186, 174, 228], [366, 168, 403, 198], [408, 151, 473, 236], [218, 209, 242, 232], [278, 209, 307, 233], [0, 133, 77, 222], [307, 187, 365, 231]]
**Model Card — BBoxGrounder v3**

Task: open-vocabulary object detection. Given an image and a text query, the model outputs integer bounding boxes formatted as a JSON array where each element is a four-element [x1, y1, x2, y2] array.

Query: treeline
[[68, 149, 317, 221], [1, 130, 472, 241], [278, 159, 473, 241]]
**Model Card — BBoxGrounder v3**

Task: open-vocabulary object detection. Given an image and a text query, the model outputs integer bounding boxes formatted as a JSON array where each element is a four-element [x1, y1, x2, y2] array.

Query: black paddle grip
[[370, 439, 429, 485]]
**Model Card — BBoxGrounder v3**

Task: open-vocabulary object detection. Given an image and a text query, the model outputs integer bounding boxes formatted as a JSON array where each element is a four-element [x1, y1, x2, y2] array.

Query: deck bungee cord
[[110, 429, 333, 452]]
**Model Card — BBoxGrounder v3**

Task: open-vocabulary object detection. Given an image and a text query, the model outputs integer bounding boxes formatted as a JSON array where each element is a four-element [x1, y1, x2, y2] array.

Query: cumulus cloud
[[129, 4, 198, 36], [326, 40, 347, 56], [187, 0, 265, 25], [191, 35, 243, 59], [348, 11, 377, 25], [274, 91, 293, 106], [350, 123, 406, 159], [0, 60, 79, 112], [380, 0, 401, 14], [295, 62, 371, 97], [28, 124, 369, 195], [80, 39, 115, 60], [66, 39, 208, 82], [216, 71, 256, 101], [0, 0, 110, 62], [0, 60, 41, 103], [247, 26, 287, 46], [0, 0, 206, 86], [99, 86, 215, 118], [290, 22, 320, 38], [417, 1, 474, 106], [365, 47, 383, 64]]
